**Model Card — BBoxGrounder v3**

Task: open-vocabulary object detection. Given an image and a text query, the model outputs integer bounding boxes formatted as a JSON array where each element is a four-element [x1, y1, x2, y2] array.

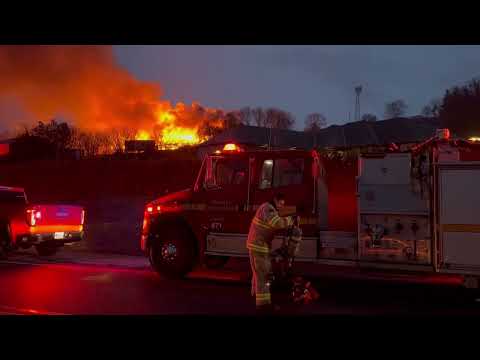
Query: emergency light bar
[[436, 128, 450, 140], [223, 143, 239, 151]]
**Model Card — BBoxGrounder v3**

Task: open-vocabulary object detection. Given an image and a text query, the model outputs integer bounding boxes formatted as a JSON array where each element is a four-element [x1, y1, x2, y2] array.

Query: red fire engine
[[141, 129, 480, 289]]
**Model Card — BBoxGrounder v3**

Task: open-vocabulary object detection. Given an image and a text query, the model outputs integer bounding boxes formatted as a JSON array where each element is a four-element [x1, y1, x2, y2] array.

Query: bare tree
[[385, 99, 408, 118], [252, 107, 267, 127], [361, 113, 378, 122], [304, 113, 327, 132], [265, 108, 295, 129], [421, 98, 442, 117], [224, 111, 242, 129], [70, 131, 107, 158], [113, 128, 137, 152], [239, 107, 252, 126], [249, 107, 296, 129]]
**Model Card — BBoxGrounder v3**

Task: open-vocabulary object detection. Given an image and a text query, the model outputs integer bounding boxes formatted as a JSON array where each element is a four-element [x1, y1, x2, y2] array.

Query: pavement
[[1, 246, 480, 316]]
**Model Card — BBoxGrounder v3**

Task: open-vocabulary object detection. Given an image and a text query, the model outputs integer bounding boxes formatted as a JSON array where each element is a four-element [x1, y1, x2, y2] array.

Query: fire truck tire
[[204, 255, 230, 269], [35, 244, 58, 256], [149, 223, 196, 279]]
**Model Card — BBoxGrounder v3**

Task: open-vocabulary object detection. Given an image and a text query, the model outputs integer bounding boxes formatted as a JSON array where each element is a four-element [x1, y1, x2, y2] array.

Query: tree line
[[8, 76, 480, 158]]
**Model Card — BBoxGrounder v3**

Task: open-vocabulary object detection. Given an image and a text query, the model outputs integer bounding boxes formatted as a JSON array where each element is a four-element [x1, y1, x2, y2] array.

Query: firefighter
[[247, 192, 296, 313]]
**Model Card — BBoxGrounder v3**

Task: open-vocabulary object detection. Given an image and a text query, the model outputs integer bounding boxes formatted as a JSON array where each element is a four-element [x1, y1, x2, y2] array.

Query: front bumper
[[16, 231, 84, 248]]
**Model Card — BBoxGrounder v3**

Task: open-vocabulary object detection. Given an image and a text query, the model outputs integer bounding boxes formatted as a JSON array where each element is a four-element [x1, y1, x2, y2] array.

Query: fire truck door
[[253, 156, 318, 260], [203, 155, 254, 255]]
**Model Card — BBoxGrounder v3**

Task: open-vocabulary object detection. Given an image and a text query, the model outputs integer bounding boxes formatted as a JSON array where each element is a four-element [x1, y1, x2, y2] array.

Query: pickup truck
[[0, 186, 85, 257]]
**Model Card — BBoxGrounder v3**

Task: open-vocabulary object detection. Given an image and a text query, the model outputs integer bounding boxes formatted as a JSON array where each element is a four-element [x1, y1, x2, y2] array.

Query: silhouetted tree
[[10, 133, 56, 161], [385, 99, 408, 118], [265, 108, 295, 129], [304, 113, 327, 132], [361, 113, 378, 122], [421, 98, 442, 117], [439, 78, 480, 137], [252, 107, 268, 127], [224, 111, 243, 129], [239, 107, 253, 126], [251, 107, 295, 129], [30, 119, 73, 152]]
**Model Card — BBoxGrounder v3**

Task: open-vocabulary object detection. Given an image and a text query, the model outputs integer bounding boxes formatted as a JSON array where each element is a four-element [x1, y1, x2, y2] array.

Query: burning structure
[[124, 140, 156, 154], [0, 46, 226, 151]]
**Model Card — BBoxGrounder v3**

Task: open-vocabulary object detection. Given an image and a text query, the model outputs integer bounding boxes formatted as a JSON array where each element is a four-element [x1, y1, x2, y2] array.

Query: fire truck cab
[[141, 130, 480, 289]]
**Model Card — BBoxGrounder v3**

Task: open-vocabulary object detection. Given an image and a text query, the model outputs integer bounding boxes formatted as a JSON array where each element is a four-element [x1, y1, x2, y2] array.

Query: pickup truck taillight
[[81, 210, 85, 225], [26, 208, 42, 226]]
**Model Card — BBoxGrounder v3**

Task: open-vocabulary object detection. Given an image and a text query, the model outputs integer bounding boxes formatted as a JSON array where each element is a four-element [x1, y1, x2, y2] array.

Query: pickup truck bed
[[0, 186, 85, 257]]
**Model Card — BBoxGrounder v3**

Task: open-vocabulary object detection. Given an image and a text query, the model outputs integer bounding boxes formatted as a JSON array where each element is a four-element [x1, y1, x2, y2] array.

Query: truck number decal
[[211, 222, 222, 231]]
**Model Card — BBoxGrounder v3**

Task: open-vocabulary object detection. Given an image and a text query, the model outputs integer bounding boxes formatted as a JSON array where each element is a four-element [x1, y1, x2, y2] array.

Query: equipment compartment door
[[439, 165, 480, 272]]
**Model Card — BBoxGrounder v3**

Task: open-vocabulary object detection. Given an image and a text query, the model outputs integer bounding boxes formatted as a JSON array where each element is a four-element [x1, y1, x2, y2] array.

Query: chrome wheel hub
[[161, 243, 177, 262]]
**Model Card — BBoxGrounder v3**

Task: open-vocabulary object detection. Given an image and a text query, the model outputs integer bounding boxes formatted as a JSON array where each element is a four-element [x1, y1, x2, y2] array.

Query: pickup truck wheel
[[35, 244, 58, 256], [205, 255, 230, 269], [148, 224, 196, 279]]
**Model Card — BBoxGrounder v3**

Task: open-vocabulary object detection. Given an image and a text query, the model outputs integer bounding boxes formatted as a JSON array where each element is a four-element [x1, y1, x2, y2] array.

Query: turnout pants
[[249, 250, 272, 307]]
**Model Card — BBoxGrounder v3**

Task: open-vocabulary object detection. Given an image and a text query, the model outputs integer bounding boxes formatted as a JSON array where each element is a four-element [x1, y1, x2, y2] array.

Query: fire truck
[[141, 129, 480, 289]]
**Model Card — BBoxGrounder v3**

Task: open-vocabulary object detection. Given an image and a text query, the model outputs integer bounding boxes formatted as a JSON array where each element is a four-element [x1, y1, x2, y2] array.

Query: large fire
[[135, 107, 208, 149], [0, 45, 226, 151], [135, 125, 202, 149]]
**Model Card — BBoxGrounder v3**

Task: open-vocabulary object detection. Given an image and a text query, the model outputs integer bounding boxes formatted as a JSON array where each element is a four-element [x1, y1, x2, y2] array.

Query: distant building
[[0, 138, 14, 158], [125, 140, 156, 154], [197, 116, 442, 158]]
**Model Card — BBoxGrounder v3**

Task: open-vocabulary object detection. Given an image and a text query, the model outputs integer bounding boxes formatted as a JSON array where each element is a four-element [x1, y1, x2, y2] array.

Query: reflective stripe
[[253, 217, 273, 230], [247, 243, 270, 254], [300, 218, 317, 225], [442, 224, 480, 233], [179, 203, 206, 211], [256, 293, 271, 300], [269, 215, 281, 227], [256, 300, 271, 306], [256, 293, 271, 306]]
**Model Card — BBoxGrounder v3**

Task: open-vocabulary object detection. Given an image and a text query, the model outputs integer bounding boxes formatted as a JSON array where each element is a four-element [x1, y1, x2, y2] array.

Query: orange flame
[[135, 130, 151, 141], [135, 104, 224, 149], [0, 46, 226, 151]]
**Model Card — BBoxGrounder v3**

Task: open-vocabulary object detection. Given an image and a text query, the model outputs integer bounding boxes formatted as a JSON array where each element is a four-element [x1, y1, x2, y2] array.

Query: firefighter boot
[[255, 303, 281, 315]]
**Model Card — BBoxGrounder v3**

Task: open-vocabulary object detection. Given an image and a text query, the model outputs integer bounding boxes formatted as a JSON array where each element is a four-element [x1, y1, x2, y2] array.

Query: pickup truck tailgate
[[31, 204, 84, 226]]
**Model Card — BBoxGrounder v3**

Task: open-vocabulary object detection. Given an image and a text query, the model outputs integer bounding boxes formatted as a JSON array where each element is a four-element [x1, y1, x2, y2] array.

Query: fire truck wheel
[[204, 255, 230, 269], [149, 224, 196, 279], [35, 244, 58, 256]]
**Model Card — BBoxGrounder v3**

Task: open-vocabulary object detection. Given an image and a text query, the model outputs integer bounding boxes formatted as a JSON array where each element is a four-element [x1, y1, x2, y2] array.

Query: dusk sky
[[114, 45, 480, 130]]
